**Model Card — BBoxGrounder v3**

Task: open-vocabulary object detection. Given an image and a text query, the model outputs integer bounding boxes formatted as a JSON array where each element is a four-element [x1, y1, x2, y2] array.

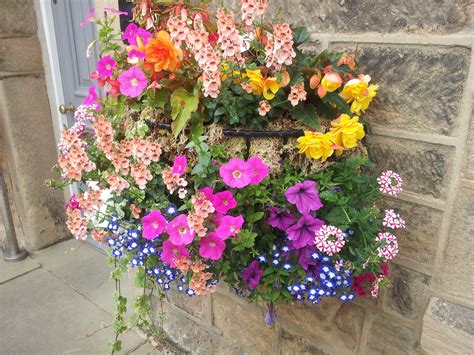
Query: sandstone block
[[0, 0, 37, 36], [385, 198, 442, 268], [463, 115, 474, 181], [366, 136, 454, 199], [366, 315, 417, 354], [279, 329, 329, 355], [420, 297, 474, 354], [0, 37, 43, 74], [166, 288, 211, 322], [439, 187, 474, 302], [384, 264, 430, 319], [330, 44, 470, 136]]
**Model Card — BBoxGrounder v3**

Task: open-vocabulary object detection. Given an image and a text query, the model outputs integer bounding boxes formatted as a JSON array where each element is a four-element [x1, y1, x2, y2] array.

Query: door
[[52, 0, 98, 127]]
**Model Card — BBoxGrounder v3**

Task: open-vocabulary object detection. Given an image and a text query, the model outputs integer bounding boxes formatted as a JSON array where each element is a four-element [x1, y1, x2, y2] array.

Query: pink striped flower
[[382, 209, 406, 230], [376, 232, 399, 261], [377, 170, 403, 196]]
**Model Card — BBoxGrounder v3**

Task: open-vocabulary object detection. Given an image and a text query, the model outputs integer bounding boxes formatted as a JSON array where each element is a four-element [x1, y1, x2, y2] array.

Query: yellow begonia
[[245, 69, 282, 100], [330, 114, 365, 150], [341, 75, 379, 115], [297, 131, 335, 162]]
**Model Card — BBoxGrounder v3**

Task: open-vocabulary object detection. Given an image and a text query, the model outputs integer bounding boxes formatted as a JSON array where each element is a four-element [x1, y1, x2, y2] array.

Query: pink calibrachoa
[[141, 210, 167, 240], [383, 209, 406, 230], [219, 158, 253, 188], [161, 240, 189, 267], [199, 232, 226, 260], [97, 55, 116, 77], [314, 225, 346, 256], [216, 215, 244, 239], [377, 170, 403, 196], [247, 156, 269, 185], [166, 214, 195, 246], [376, 232, 399, 261], [258, 100, 271, 116], [118, 66, 147, 98], [212, 190, 237, 214], [288, 83, 307, 106]]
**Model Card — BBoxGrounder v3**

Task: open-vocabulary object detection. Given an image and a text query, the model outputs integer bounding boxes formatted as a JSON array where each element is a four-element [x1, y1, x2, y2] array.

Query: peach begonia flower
[[145, 31, 183, 72], [317, 72, 343, 98]]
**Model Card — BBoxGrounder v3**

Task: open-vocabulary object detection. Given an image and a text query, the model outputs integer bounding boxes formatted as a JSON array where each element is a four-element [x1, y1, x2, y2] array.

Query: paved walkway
[[0, 239, 171, 354]]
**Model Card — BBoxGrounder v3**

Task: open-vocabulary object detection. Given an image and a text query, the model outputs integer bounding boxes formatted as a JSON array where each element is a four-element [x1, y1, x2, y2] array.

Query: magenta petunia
[[161, 240, 189, 267], [219, 158, 253, 188], [80, 7, 95, 27], [213, 190, 237, 214], [166, 214, 194, 245], [83, 86, 100, 108], [199, 187, 215, 202], [103, 7, 128, 15], [118, 66, 147, 98], [97, 55, 116, 77], [141, 210, 167, 240], [247, 156, 269, 185], [242, 260, 263, 289], [171, 155, 187, 176], [123, 23, 151, 45], [215, 215, 244, 239], [199, 232, 226, 260], [267, 206, 296, 231], [286, 214, 324, 249], [285, 180, 323, 215]]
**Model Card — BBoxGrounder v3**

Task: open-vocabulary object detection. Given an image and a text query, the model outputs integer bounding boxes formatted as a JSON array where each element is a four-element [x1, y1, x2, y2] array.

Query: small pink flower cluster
[[314, 225, 346, 256], [167, 9, 189, 47], [58, 130, 95, 181], [175, 257, 216, 295], [376, 232, 399, 261], [93, 115, 117, 160], [107, 173, 130, 194], [383, 209, 406, 230], [216, 8, 243, 62], [91, 228, 109, 243], [265, 23, 296, 69], [162, 155, 188, 198], [288, 83, 307, 106], [76, 187, 103, 214], [377, 170, 403, 196], [241, 0, 269, 27], [258, 100, 271, 116], [130, 163, 153, 189], [65, 207, 88, 240], [61, 104, 96, 141], [130, 137, 162, 166], [187, 192, 215, 237]]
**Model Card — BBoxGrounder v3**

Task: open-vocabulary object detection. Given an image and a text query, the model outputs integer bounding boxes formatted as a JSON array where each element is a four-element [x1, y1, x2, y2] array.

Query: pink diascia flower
[[314, 225, 346, 256], [118, 67, 147, 98], [383, 209, 406, 230], [199, 232, 226, 260], [376, 232, 399, 261], [247, 156, 269, 185], [288, 83, 307, 106], [161, 240, 189, 267], [258, 100, 271, 116], [166, 214, 195, 245], [216, 215, 244, 239], [377, 170, 403, 196], [219, 158, 253, 188], [213, 190, 237, 214], [97, 55, 116, 77], [171, 155, 187, 175], [141, 210, 167, 240]]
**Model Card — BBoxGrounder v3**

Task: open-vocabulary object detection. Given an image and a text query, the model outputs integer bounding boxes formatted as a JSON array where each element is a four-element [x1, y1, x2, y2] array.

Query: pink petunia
[[199, 187, 215, 202], [287, 214, 324, 249], [285, 180, 323, 215], [199, 232, 226, 260], [141, 210, 167, 240], [172, 155, 187, 176], [166, 214, 195, 245], [118, 66, 147, 98], [247, 156, 269, 185], [80, 7, 95, 27], [215, 215, 244, 239], [213, 190, 237, 214], [83, 86, 100, 108], [161, 240, 189, 267], [97, 55, 116, 77], [123, 23, 151, 46], [219, 158, 253, 188]]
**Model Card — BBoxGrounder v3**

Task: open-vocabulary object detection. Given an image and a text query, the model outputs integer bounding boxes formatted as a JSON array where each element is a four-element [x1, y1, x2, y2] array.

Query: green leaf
[[292, 27, 310, 44], [292, 104, 321, 130], [170, 88, 199, 137], [324, 92, 351, 114], [250, 211, 264, 223]]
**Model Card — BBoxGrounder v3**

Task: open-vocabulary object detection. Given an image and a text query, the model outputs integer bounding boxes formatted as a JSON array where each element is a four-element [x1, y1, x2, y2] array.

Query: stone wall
[[0, 0, 68, 250], [155, 1, 474, 353]]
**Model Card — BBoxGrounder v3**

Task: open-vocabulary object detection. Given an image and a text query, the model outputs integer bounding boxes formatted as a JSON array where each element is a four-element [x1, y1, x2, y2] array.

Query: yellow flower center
[[179, 227, 186, 234], [131, 78, 139, 87], [233, 170, 241, 178]]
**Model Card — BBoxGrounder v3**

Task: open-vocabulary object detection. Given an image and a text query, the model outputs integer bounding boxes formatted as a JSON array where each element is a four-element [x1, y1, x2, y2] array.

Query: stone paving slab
[[0, 267, 145, 354], [0, 256, 40, 284]]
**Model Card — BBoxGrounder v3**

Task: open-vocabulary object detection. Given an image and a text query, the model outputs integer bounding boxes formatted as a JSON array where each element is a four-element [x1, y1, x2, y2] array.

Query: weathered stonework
[[366, 136, 454, 199], [0, 0, 37, 36], [366, 315, 417, 354], [384, 264, 430, 319], [420, 297, 474, 354], [278, 329, 328, 355]]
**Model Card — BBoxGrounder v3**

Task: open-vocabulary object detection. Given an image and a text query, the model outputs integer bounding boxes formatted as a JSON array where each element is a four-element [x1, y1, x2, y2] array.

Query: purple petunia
[[242, 260, 263, 289], [286, 214, 324, 249], [267, 206, 296, 231], [285, 180, 323, 215]]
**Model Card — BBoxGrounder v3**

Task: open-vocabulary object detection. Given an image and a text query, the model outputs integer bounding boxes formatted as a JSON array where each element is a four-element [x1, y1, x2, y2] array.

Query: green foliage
[[170, 88, 200, 137]]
